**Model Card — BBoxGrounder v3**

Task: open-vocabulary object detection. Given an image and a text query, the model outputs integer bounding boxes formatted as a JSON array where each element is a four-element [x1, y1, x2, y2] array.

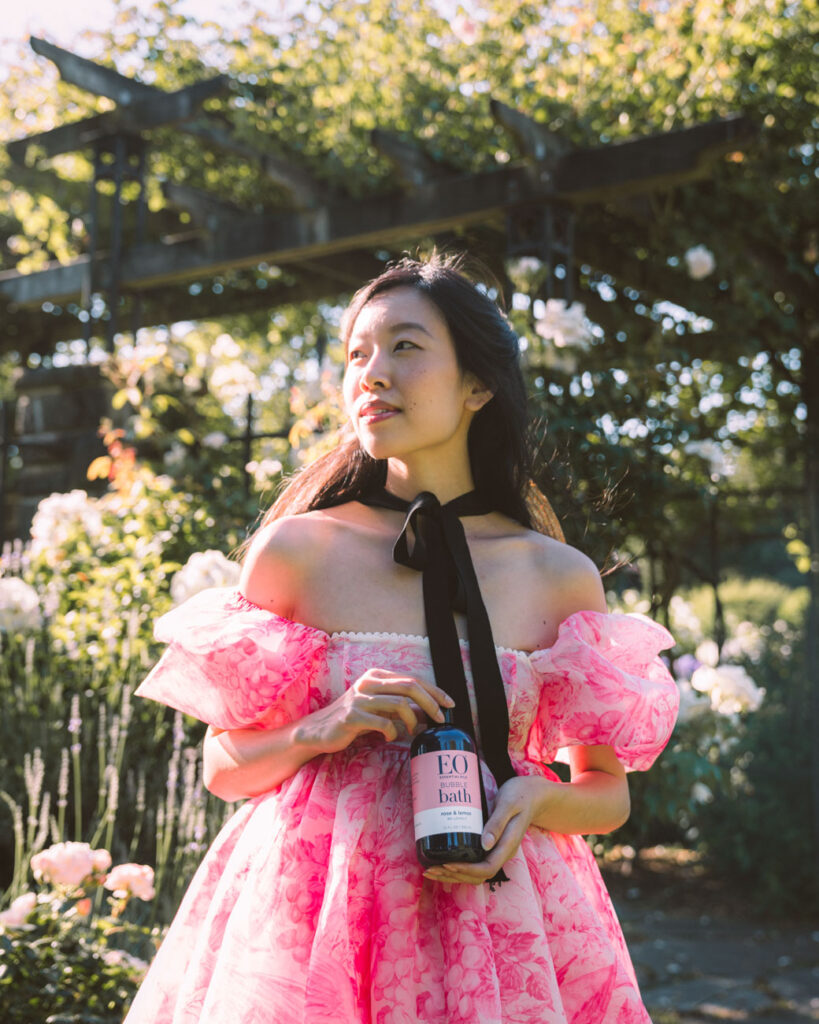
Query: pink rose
[[30, 842, 112, 888], [104, 863, 156, 901], [0, 891, 37, 927]]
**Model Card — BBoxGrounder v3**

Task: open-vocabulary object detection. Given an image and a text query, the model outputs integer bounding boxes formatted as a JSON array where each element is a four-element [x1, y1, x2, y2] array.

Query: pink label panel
[[411, 750, 483, 839]]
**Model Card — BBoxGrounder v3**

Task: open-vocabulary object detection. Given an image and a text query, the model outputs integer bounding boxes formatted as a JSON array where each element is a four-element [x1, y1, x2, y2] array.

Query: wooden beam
[[29, 36, 157, 105], [6, 76, 231, 163], [24, 37, 323, 206], [161, 182, 247, 231], [0, 251, 389, 351], [370, 129, 455, 188], [490, 99, 574, 165], [554, 115, 755, 200], [0, 163, 543, 306], [0, 116, 755, 310]]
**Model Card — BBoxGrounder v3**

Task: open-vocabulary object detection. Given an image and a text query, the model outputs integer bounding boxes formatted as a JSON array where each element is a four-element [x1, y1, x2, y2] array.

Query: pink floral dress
[[124, 587, 678, 1024]]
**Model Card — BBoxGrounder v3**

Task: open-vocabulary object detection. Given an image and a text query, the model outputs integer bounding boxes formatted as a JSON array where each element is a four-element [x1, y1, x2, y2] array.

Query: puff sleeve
[[527, 610, 678, 772], [135, 587, 329, 731]]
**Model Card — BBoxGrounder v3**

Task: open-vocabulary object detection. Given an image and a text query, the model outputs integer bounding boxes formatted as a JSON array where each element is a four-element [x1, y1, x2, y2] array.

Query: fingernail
[[435, 709, 445, 722], [443, 695, 455, 706], [482, 832, 495, 849]]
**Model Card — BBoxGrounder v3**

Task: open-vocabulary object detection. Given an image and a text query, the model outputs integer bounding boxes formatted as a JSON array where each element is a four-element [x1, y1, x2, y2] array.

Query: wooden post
[[709, 489, 726, 653], [243, 394, 254, 499], [804, 331, 819, 858]]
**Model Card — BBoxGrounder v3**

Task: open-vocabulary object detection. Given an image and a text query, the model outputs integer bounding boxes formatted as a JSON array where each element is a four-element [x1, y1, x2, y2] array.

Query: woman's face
[[342, 286, 485, 465]]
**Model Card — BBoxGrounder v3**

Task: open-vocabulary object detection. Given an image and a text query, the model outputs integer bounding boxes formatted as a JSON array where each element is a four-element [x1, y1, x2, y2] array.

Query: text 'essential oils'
[[410, 707, 484, 867]]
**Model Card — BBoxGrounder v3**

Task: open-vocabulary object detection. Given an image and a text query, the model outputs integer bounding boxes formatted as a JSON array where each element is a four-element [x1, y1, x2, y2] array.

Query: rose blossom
[[691, 664, 765, 715], [30, 842, 112, 888], [0, 891, 37, 927], [0, 577, 42, 632], [684, 244, 716, 280], [170, 550, 241, 605], [104, 863, 156, 901], [102, 948, 149, 974], [534, 299, 592, 350]]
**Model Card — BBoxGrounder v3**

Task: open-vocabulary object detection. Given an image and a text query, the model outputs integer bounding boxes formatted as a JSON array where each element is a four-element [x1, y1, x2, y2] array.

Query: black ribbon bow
[[361, 488, 517, 886]]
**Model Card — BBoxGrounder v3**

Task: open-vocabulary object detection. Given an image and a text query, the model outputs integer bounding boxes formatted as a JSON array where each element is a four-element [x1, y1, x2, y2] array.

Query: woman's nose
[[360, 351, 389, 390]]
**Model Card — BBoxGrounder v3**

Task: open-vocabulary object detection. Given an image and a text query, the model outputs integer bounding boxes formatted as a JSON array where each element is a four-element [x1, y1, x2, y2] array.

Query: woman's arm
[[204, 517, 454, 802], [203, 722, 327, 802], [424, 541, 629, 885], [527, 743, 630, 836], [203, 669, 454, 802]]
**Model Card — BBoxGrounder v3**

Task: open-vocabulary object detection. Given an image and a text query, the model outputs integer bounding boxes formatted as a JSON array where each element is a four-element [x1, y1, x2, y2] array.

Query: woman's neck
[[385, 458, 475, 505]]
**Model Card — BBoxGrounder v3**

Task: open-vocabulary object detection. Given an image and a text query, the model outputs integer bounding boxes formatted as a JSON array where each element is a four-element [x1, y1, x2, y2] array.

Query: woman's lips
[[360, 408, 398, 423]]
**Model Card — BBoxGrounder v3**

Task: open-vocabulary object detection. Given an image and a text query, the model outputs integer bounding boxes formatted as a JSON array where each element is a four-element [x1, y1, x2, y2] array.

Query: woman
[[125, 252, 678, 1023]]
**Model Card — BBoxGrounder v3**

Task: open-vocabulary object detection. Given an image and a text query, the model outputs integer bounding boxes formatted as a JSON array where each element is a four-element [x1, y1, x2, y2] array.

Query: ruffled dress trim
[[135, 588, 329, 731], [136, 588, 678, 773], [528, 610, 677, 771]]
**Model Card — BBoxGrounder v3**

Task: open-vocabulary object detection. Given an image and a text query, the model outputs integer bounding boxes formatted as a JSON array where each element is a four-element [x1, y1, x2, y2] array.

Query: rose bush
[[0, 844, 158, 1023]]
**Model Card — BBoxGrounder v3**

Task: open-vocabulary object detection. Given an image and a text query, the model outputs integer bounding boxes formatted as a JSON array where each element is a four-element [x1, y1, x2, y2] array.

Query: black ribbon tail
[[360, 487, 516, 890]]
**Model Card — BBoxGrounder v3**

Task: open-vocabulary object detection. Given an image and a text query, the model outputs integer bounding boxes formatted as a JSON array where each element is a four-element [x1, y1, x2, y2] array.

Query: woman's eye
[[394, 339, 417, 351], [348, 348, 365, 360]]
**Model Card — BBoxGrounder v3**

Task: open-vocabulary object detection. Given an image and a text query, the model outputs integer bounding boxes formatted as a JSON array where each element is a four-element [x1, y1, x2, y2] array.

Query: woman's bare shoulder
[[238, 510, 344, 615], [524, 531, 608, 619]]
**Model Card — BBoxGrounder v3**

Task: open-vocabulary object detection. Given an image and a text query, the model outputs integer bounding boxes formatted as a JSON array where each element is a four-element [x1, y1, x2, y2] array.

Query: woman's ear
[[464, 375, 494, 412]]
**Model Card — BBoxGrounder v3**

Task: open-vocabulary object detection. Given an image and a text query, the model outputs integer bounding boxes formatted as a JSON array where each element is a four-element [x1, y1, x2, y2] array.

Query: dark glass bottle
[[410, 706, 484, 867]]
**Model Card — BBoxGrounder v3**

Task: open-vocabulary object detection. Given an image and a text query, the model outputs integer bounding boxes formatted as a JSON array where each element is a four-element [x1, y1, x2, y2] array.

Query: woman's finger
[[367, 669, 454, 711], [348, 709, 401, 742], [356, 675, 452, 724], [424, 814, 529, 885]]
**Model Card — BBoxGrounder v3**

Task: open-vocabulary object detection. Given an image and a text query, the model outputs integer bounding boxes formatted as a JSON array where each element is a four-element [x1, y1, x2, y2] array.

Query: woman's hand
[[295, 668, 455, 755], [422, 775, 555, 886]]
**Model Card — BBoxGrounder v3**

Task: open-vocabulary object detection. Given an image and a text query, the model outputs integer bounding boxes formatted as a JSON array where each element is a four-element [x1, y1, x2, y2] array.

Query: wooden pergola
[[0, 37, 753, 355]]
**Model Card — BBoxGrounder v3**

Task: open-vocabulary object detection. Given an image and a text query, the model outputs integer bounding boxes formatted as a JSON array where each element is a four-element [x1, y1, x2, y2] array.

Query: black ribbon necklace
[[360, 487, 517, 886]]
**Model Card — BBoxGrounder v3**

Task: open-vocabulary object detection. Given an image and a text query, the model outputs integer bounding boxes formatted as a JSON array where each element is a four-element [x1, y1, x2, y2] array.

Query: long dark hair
[[245, 251, 564, 548]]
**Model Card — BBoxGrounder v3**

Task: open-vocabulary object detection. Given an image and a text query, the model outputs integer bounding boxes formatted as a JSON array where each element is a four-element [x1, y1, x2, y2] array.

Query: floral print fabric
[[126, 588, 677, 1024]]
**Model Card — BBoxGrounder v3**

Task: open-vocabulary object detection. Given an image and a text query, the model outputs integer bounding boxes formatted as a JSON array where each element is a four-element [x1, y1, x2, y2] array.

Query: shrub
[[0, 844, 158, 1024]]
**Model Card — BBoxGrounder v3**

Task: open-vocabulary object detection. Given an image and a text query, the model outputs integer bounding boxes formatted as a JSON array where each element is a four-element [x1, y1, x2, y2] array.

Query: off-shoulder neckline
[[231, 588, 582, 659]]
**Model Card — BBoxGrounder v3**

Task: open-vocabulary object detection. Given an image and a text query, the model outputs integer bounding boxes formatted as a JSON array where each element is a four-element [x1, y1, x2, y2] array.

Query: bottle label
[[411, 750, 483, 840]]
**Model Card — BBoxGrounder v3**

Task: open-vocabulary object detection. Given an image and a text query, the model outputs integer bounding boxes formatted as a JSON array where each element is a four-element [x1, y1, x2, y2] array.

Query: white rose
[[684, 244, 716, 280], [691, 664, 765, 715], [721, 621, 764, 664], [102, 948, 149, 974], [694, 639, 720, 667], [452, 13, 479, 44], [690, 782, 714, 804], [0, 577, 42, 632], [534, 299, 593, 350], [245, 458, 283, 488], [163, 442, 187, 469], [29, 490, 105, 564], [170, 550, 241, 605]]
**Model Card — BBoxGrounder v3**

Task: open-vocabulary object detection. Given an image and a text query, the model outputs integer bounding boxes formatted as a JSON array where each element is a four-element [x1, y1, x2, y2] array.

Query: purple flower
[[673, 653, 701, 679]]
